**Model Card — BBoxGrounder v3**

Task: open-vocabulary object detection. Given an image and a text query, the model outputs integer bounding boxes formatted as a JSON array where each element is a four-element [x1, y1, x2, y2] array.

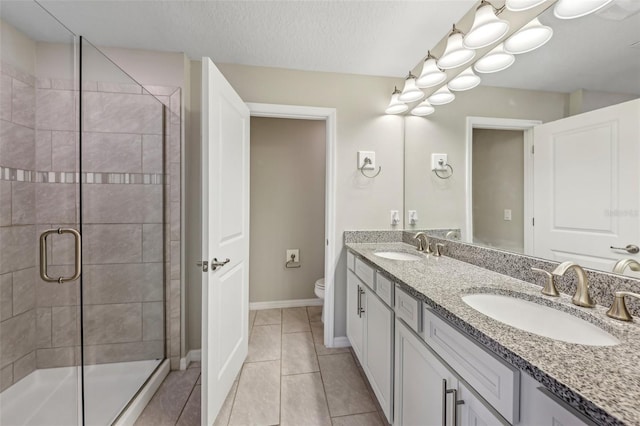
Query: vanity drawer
[[423, 307, 520, 424], [355, 258, 375, 290], [347, 251, 356, 272], [395, 284, 422, 333], [375, 272, 394, 307]]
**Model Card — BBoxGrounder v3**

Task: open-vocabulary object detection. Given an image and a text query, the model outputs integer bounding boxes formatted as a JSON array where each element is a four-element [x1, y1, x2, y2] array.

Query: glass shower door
[[79, 38, 166, 425], [0, 2, 82, 425]]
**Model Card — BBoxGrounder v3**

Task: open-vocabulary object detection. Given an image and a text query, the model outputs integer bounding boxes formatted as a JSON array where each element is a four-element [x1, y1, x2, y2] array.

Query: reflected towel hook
[[360, 157, 382, 178], [432, 158, 453, 179]]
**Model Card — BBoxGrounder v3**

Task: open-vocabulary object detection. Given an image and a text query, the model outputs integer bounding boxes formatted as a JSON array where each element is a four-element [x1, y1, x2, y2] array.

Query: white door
[[200, 57, 250, 425], [533, 99, 640, 272]]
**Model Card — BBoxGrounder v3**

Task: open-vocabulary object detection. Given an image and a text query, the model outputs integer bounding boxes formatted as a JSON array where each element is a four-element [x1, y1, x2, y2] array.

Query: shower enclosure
[[0, 2, 178, 424]]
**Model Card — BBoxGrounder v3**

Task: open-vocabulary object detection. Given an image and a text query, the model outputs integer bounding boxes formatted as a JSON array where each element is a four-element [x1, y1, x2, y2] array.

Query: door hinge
[[196, 261, 208, 272]]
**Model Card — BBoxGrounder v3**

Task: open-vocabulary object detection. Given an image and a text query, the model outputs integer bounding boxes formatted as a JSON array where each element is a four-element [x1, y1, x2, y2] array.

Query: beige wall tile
[[0, 310, 35, 368], [11, 79, 35, 128], [52, 305, 78, 347], [170, 162, 180, 203], [143, 224, 164, 263], [142, 134, 163, 173], [96, 82, 142, 95], [82, 185, 162, 224], [36, 270, 78, 306], [228, 360, 280, 426], [83, 92, 162, 134], [0, 274, 12, 321], [0, 226, 36, 275], [0, 121, 35, 170], [0, 74, 12, 122], [51, 131, 77, 172], [281, 372, 331, 426], [0, 364, 13, 392], [82, 224, 142, 264], [36, 347, 75, 368], [82, 132, 142, 173], [13, 351, 36, 382], [84, 303, 142, 345], [11, 182, 35, 225], [84, 340, 163, 365], [36, 89, 75, 131], [0, 181, 11, 227], [35, 130, 52, 171], [36, 184, 77, 224], [50, 230, 79, 266], [246, 324, 281, 362], [281, 332, 318, 376], [318, 353, 376, 417], [83, 263, 163, 304], [282, 307, 310, 333], [36, 307, 52, 348], [12, 267, 35, 315], [143, 302, 164, 341]]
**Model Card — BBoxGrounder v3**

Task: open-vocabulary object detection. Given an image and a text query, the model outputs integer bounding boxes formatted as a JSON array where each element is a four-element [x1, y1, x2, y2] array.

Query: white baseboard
[[179, 349, 202, 370], [115, 359, 170, 426], [331, 336, 351, 348], [250, 298, 323, 310]]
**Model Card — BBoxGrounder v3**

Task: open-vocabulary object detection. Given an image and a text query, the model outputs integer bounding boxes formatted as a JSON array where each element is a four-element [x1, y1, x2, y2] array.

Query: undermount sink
[[462, 293, 620, 347], [374, 251, 423, 261]]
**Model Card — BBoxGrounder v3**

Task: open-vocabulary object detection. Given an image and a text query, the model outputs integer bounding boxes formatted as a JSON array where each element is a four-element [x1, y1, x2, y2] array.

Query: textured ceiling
[[1, 0, 638, 94]]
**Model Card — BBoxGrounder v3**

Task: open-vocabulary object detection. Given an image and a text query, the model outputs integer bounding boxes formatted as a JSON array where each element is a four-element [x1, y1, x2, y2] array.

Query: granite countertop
[[346, 242, 640, 426]]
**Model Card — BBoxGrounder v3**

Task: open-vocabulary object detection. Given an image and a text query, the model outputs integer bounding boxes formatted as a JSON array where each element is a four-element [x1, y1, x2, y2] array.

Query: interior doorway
[[247, 103, 338, 348]]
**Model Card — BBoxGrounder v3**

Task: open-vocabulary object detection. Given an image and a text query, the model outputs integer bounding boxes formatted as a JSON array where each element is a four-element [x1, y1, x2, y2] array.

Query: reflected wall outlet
[[408, 210, 418, 225], [391, 210, 400, 226], [286, 249, 299, 262], [504, 209, 512, 221]]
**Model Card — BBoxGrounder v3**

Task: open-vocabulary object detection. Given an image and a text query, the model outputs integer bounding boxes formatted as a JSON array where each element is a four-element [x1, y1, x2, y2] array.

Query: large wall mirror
[[404, 1, 640, 277]]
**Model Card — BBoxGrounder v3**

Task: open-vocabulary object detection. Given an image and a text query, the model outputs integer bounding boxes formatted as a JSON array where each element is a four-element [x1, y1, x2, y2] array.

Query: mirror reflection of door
[[471, 129, 526, 253]]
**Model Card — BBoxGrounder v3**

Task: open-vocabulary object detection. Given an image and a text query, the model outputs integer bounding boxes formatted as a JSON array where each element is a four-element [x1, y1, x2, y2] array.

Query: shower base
[[0, 359, 163, 426]]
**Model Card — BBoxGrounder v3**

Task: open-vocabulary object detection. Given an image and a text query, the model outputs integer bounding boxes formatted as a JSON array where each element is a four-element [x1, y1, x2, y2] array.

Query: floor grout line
[[174, 374, 198, 426]]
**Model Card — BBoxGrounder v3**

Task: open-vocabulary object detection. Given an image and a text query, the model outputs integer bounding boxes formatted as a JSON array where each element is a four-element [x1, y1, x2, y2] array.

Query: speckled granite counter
[[346, 242, 640, 426]]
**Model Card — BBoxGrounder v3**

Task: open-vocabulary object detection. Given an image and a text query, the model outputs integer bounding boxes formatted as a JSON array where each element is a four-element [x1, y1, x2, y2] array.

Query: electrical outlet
[[390, 210, 400, 226], [408, 210, 418, 225], [286, 249, 300, 263], [504, 209, 512, 221], [431, 153, 448, 171]]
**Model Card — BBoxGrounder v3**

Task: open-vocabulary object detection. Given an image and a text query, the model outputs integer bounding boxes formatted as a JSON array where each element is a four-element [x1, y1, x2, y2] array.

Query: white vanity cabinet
[[346, 255, 394, 422], [395, 319, 502, 426]]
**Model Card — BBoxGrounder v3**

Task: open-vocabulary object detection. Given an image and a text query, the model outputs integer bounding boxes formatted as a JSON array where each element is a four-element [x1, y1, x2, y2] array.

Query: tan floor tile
[[176, 385, 201, 426], [307, 305, 322, 323], [281, 372, 331, 426], [249, 309, 257, 333], [135, 368, 200, 425], [310, 320, 324, 344], [318, 353, 376, 417], [228, 360, 280, 426], [282, 332, 318, 375], [331, 412, 383, 426], [282, 307, 310, 333], [246, 324, 281, 362], [213, 379, 239, 426], [253, 308, 281, 325]]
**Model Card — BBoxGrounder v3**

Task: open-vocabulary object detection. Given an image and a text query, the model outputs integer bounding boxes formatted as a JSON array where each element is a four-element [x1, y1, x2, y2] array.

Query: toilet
[[314, 278, 325, 323]]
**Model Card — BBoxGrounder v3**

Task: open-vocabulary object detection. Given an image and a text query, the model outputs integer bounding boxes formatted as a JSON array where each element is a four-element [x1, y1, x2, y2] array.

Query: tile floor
[[135, 306, 389, 426]]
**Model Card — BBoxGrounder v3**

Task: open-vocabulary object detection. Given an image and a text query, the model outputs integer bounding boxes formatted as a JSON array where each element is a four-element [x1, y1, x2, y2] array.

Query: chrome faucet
[[414, 232, 433, 254], [552, 261, 595, 308], [612, 259, 640, 275]]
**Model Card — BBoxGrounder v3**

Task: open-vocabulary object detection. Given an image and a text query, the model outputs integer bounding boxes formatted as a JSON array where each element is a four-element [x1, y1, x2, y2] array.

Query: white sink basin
[[374, 251, 423, 261], [462, 293, 620, 346]]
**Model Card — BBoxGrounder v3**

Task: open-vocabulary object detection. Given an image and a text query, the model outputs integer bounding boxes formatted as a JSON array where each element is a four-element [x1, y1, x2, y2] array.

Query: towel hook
[[360, 157, 382, 178], [432, 158, 453, 179]]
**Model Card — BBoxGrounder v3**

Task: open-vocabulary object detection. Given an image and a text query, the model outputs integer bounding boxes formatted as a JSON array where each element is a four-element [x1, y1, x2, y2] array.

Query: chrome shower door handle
[[39, 228, 82, 283]]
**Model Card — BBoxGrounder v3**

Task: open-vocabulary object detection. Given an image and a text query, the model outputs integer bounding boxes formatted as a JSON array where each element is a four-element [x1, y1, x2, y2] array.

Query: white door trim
[[465, 117, 541, 254], [247, 102, 338, 348]]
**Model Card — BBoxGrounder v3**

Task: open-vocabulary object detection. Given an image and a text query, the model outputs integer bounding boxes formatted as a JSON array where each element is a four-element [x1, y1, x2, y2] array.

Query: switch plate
[[358, 151, 376, 170], [391, 210, 400, 226], [408, 210, 418, 225], [504, 209, 512, 221], [431, 153, 448, 171], [286, 249, 299, 263]]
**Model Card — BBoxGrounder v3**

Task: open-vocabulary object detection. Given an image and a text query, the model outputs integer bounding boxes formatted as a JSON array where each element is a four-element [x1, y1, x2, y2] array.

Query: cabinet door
[[458, 382, 503, 426], [347, 270, 365, 361], [395, 319, 456, 426], [364, 291, 393, 423]]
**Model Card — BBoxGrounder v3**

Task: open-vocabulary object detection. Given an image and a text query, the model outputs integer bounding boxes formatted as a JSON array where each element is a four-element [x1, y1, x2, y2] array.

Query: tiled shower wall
[[0, 59, 183, 391]]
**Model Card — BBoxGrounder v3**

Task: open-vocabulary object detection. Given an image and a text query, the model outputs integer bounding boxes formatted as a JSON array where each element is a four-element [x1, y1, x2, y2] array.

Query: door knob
[[211, 258, 230, 270], [610, 244, 640, 254]]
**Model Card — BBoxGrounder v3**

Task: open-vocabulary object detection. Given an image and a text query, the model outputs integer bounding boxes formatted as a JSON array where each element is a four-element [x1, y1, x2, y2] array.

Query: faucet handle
[[606, 291, 640, 322], [531, 268, 560, 297], [433, 243, 445, 257]]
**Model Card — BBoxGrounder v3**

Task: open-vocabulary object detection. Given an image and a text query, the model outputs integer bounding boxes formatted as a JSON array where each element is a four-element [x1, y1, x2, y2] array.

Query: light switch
[[408, 210, 418, 225], [391, 210, 400, 226], [504, 209, 512, 221]]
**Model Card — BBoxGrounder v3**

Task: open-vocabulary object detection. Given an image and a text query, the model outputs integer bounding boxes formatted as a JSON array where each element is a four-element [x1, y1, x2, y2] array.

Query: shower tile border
[[0, 166, 165, 185]]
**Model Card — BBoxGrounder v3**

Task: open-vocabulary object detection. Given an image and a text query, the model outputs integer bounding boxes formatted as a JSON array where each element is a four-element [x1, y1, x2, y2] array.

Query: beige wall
[[250, 117, 325, 303], [472, 129, 524, 252], [404, 85, 568, 237], [185, 61, 405, 350]]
